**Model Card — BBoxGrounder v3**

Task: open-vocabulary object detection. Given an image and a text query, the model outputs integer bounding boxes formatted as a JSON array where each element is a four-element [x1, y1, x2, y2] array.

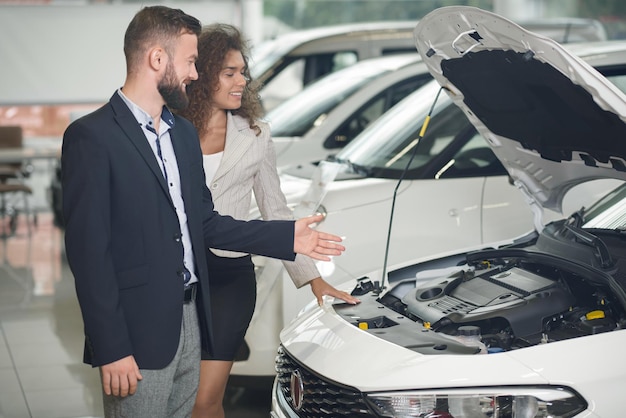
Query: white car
[[264, 53, 429, 168], [263, 21, 611, 170], [233, 37, 626, 380], [271, 6, 626, 418], [251, 21, 418, 111], [253, 17, 608, 112]]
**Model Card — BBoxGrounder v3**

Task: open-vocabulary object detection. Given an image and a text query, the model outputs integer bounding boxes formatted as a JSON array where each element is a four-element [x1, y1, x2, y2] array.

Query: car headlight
[[365, 386, 586, 417]]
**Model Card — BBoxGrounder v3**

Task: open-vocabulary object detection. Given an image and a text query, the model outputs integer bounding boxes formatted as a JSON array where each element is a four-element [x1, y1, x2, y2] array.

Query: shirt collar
[[117, 89, 176, 131]]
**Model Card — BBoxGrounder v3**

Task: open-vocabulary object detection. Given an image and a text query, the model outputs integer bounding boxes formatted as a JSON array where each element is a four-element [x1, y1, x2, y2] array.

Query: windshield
[[336, 69, 626, 182], [583, 183, 626, 229], [265, 57, 420, 137], [334, 80, 457, 176], [265, 73, 378, 137]]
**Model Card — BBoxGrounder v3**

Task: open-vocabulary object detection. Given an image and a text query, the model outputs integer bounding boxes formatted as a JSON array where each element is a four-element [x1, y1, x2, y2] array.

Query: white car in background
[[233, 37, 626, 380], [253, 17, 607, 112], [264, 53, 430, 168], [271, 6, 626, 417], [261, 19, 610, 169], [251, 21, 418, 111]]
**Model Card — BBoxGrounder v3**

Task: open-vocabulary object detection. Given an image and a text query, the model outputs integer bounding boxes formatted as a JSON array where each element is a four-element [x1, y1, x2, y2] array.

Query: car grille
[[275, 345, 375, 417]]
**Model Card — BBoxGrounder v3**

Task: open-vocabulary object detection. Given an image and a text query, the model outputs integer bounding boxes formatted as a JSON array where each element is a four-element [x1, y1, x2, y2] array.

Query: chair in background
[[0, 126, 34, 237]]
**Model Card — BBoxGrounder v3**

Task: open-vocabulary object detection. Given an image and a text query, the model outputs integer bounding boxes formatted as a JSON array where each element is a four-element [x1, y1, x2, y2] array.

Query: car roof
[[564, 40, 626, 66], [518, 17, 608, 43], [256, 21, 417, 53], [251, 21, 417, 76]]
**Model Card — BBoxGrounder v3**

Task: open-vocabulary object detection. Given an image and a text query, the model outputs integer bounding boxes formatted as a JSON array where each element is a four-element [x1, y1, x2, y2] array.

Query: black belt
[[183, 283, 197, 303]]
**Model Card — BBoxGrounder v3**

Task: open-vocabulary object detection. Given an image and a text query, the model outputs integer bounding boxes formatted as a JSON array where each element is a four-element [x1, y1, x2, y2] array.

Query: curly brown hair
[[179, 23, 263, 137]]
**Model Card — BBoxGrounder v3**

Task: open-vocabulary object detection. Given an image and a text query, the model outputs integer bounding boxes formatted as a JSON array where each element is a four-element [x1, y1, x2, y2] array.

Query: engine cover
[[402, 267, 575, 339]]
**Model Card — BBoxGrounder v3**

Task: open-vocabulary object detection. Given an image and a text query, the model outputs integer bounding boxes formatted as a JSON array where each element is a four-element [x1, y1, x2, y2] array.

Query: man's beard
[[158, 62, 189, 110]]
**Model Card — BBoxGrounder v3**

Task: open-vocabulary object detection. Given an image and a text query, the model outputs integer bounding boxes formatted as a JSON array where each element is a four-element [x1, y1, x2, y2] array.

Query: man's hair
[[123, 5, 201, 74], [179, 23, 263, 137]]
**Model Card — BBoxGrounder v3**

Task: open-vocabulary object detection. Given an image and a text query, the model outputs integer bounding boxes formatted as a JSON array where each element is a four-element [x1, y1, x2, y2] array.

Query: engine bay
[[338, 242, 626, 354]]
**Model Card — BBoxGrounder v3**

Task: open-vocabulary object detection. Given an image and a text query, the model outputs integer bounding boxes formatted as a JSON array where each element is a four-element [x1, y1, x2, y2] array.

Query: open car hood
[[414, 6, 626, 214]]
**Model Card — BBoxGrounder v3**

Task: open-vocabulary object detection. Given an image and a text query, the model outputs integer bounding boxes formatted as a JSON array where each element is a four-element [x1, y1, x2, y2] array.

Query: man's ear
[[149, 47, 165, 71]]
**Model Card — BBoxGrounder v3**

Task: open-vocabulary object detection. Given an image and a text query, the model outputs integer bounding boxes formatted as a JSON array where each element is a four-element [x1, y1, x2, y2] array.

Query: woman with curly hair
[[178, 23, 359, 417]]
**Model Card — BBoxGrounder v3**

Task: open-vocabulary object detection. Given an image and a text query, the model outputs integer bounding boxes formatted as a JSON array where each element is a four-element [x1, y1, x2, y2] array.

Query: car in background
[[264, 53, 429, 168], [271, 7, 626, 417], [251, 21, 418, 111], [521, 16, 608, 43], [253, 17, 608, 111], [257, 18, 613, 169], [260, 19, 612, 169], [233, 37, 626, 381]]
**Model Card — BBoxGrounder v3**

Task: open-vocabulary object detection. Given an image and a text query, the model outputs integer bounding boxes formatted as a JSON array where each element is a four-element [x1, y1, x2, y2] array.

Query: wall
[[0, 2, 257, 106]]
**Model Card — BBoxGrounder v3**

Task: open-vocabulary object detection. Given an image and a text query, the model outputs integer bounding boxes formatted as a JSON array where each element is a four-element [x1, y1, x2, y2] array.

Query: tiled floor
[[0, 211, 103, 418], [0, 152, 271, 418]]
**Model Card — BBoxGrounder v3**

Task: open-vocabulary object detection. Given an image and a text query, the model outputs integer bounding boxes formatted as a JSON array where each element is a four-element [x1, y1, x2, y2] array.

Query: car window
[[342, 97, 466, 176], [606, 74, 626, 94], [582, 183, 626, 228], [259, 52, 358, 111], [437, 134, 508, 179], [260, 60, 306, 111], [336, 81, 446, 172], [370, 102, 506, 179], [336, 80, 510, 180], [325, 96, 386, 149], [265, 59, 413, 137], [324, 75, 433, 149], [382, 47, 420, 55]]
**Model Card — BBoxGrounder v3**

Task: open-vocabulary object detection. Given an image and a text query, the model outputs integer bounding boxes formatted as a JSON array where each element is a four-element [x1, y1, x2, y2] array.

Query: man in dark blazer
[[61, 6, 345, 418]]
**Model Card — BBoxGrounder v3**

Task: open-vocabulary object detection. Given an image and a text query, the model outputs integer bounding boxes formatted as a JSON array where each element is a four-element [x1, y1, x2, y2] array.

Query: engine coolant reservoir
[[456, 325, 487, 354]]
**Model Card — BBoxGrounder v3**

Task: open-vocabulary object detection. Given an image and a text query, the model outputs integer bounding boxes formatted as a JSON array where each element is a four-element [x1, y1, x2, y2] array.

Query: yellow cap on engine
[[358, 322, 369, 330], [586, 310, 605, 320]]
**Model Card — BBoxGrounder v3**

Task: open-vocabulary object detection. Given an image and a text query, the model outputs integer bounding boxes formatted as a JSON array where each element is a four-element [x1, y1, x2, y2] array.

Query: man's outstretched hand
[[294, 214, 345, 261]]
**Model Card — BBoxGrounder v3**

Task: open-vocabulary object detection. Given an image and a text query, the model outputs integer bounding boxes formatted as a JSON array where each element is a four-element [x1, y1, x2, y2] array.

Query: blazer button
[[173, 233, 182, 242]]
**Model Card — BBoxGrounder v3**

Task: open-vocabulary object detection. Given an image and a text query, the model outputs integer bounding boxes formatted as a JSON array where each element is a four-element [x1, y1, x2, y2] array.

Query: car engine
[[340, 244, 626, 354]]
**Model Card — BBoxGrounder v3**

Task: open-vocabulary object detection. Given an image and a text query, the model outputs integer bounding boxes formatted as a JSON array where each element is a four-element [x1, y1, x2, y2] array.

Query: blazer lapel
[[170, 124, 192, 205], [110, 93, 172, 203], [213, 113, 256, 181]]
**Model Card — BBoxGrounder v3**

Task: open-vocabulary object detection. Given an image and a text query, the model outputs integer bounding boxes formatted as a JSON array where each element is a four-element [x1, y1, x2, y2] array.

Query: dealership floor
[[0, 154, 271, 417]]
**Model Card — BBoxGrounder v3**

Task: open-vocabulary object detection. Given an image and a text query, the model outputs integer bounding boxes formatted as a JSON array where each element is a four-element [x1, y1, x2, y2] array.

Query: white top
[[203, 152, 224, 185]]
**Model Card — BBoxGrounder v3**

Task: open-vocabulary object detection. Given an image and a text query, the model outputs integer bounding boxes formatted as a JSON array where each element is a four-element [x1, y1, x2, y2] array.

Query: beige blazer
[[205, 112, 319, 288]]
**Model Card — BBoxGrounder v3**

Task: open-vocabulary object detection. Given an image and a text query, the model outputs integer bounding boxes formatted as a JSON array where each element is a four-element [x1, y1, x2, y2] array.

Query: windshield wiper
[[331, 157, 372, 177], [583, 227, 626, 237]]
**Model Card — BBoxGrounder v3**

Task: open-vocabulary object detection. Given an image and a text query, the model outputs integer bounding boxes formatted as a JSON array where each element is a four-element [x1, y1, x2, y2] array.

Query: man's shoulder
[[64, 103, 110, 137], [69, 95, 118, 127]]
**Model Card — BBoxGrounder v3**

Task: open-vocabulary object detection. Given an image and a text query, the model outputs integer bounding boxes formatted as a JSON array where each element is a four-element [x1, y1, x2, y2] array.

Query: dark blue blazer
[[62, 92, 295, 369]]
